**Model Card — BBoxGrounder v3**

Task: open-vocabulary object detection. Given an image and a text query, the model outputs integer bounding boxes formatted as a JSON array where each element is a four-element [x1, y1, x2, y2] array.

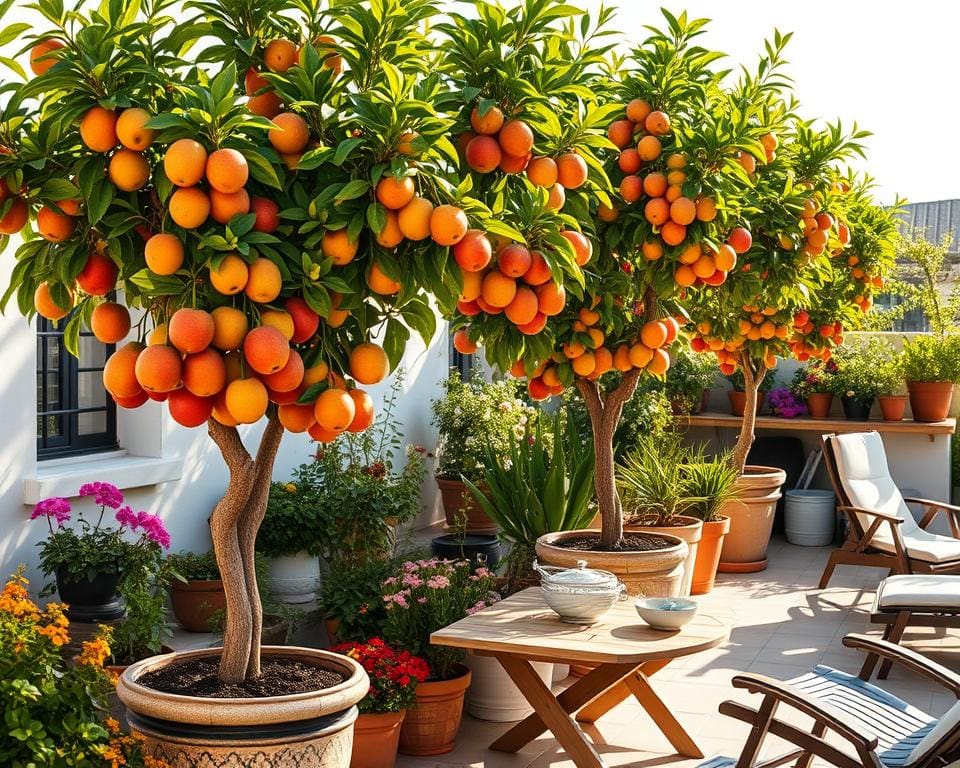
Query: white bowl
[[634, 597, 698, 631]]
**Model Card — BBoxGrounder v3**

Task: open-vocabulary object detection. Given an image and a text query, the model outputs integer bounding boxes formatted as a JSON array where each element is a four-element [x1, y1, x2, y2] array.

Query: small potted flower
[[381, 558, 498, 756], [831, 337, 895, 420], [258, 479, 324, 604], [726, 369, 775, 416], [790, 359, 838, 419], [902, 334, 960, 422], [767, 386, 808, 419], [876, 352, 907, 421], [661, 347, 716, 415], [332, 638, 429, 768]]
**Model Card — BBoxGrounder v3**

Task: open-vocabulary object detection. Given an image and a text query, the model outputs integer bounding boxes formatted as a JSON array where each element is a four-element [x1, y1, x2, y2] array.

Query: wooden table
[[431, 588, 730, 768]]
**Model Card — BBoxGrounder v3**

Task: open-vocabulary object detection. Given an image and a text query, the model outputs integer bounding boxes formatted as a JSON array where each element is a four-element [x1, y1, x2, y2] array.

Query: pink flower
[[417, 597, 427, 604], [426, 575, 450, 589], [31, 497, 71, 525], [115, 505, 139, 529], [78, 481, 123, 509], [401, 574, 423, 588], [135, 511, 171, 549]]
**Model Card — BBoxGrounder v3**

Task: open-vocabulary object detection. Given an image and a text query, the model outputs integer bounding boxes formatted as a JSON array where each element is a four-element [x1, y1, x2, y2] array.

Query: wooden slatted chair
[[818, 431, 960, 589], [718, 634, 960, 768]]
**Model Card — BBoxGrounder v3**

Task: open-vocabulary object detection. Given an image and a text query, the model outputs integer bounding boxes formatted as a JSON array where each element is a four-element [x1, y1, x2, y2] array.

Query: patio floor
[[398, 536, 959, 768]]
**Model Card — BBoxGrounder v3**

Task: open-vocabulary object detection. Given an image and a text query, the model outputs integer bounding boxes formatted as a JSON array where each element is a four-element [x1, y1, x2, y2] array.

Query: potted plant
[[166, 550, 228, 633], [683, 448, 740, 594], [615, 432, 703, 595], [726, 369, 775, 417], [258, 479, 324, 604], [902, 334, 960, 422], [831, 337, 895, 420], [662, 347, 716, 414], [790, 359, 839, 419], [319, 558, 395, 645], [431, 371, 539, 534], [332, 638, 429, 768], [876, 353, 907, 421], [382, 558, 498, 756], [767, 386, 807, 419]]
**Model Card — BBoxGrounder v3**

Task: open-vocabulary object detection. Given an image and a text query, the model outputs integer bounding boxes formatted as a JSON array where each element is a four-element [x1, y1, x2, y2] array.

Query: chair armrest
[[904, 497, 960, 534], [843, 634, 960, 696], [837, 505, 903, 524], [730, 672, 879, 750]]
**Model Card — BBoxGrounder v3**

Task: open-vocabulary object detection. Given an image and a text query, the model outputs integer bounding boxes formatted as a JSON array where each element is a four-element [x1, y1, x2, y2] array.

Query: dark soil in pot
[[136, 656, 346, 698], [431, 533, 501, 568], [548, 533, 675, 552]]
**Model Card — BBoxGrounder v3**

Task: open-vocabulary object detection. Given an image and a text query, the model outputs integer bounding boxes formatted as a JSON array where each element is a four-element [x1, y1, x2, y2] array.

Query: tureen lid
[[534, 559, 619, 589]]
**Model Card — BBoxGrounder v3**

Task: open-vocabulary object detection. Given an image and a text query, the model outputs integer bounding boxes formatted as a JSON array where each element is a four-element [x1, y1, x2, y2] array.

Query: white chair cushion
[[909, 699, 960, 764], [877, 575, 960, 610], [899, 527, 960, 564], [832, 432, 918, 546]]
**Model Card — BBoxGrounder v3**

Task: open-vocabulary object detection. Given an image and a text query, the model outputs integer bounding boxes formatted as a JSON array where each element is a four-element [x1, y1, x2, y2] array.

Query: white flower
[[502, 458, 513, 470], [453, 407, 462, 416], [499, 400, 513, 411]]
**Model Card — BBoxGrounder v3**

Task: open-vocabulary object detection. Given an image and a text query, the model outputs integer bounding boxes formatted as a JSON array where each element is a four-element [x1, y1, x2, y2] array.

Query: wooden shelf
[[676, 412, 956, 437]]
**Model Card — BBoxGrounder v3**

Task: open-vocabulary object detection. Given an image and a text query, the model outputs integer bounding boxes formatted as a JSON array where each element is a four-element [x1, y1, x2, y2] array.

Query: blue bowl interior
[[635, 597, 697, 612]]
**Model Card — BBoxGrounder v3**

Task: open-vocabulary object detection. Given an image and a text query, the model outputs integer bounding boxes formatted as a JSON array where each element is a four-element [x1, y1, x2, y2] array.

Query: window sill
[[23, 452, 184, 504]]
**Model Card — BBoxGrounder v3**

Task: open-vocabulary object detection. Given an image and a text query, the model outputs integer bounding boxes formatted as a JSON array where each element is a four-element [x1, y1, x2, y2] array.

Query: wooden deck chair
[[818, 431, 960, 589], [718, 634, 960, 768]]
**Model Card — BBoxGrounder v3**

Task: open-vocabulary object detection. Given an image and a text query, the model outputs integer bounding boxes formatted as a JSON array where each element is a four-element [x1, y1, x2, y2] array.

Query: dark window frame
[[36, 317, 118, 460]]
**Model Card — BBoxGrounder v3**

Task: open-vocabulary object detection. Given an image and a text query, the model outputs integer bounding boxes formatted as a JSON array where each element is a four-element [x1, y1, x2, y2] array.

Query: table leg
[[490, 656, 636, 752], [576, 657, 672, 723], [625, 670, 703, 758], [490, 655, 607, 768]]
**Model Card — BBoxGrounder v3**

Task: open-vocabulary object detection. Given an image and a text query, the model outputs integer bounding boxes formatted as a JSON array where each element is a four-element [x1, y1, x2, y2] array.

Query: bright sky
[[580, 0, 958, 206]]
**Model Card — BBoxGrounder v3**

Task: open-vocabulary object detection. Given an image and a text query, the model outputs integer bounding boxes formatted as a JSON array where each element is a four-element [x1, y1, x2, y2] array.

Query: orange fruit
[[497, 243, 532, 278], [76, 253, 118, 296], [248, 90, 282, 118], [103, 343, 144, 398], [499, 120, 534, 156], [572, 351, 596, 377], [263, 348, 304, 392], [643, 173, 667, 198], [168, 187, 210, 229], [29, 39, 64, 76], [626, 98, 651, 123], [470, 104, 504, 135], [644, 111, 670, 135], [168, 308, 215, 353], [349, 343, 389, 385], [644, 197, 669, 226], [674, 264, 696, 287], [375, 209, 404, 248], [244, 257, 282, 303], [670, 197, 696, 226], [37, 205, 75, 242], [535, 281, 565, 316], [375, 175, 416, 210], [695, 197, 718, 222], [637, 135, 661, 162], [738, 152, 757, 174], [453, 230, 492, 272], [613, 345, 631, 372], [145, 234, 185, 275], [560, 230, 592, 266], [116, 107, 154, 151], [108, 149, 151, 192], [481, 271, 517, 308], [148, 323, 168, 346], [647, 348, 669, 375], [0, 197, 28, 234], [308, 421, 340, 443], [499, 151, 531, 174], [504, 285, 538, 326], [678, 243, 702, 265], [728, 227, 753, 254], [396, 130, 419, 156], [135, 344, 183, 393], [260, 309, 294, 340], [618, 149, 641, 175], [211, 306, 249, 350], [465, 135, 501, 173], [251, 197, 280, 233], [522, 250, 552, 286], [453, 328, 477, 355], [34, 282, 72, 320], [642, 239, 664, 261], [278, 402, 316, 432], [346, 389, 375, 432], [430, 205, 468, 246], [314, 387, 355, 433], [79, 106, 118, 153], [661, 220, 686, 246], [269, 112, 310, 154], [264, 39, 298, 72], [692, 254, 716, 279], [209, 188, 251, 224], [321, 228, 359, 265], [164, 139, 207, 187], [526, 156, 558, 188], [367, 260, 401, 295], [205, 148, 248, 194], [628, 343, 653, 368], [459, 269, 483, 302], [225, 377, 269, 423], [607, 119, 634, 149], [397, 196, 434, 241], [556, 153, 588, 189], [167, 389, 213, 427], [620, 174, 642, 203], [208, 253, 249, 295], [714, 243, 737, 272], [182, 348, 227, 397], [640, 320, 668, 349], [243, 325, 290, 374], [90, 301, 130, 343]]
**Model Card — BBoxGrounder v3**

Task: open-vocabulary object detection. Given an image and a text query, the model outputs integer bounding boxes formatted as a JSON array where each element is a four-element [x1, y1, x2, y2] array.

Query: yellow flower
[[37, 623, 68, 647], [79, 636, 111, 666], [104, 717, 121, 734], [284, 482, 297, 493]]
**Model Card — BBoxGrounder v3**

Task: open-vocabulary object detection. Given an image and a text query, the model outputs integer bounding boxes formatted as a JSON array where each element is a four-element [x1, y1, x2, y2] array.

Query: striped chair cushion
[[788, 665, 935, 767]]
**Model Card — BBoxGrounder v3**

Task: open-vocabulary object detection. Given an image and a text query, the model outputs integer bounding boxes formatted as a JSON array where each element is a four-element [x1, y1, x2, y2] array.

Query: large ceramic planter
[[879, 394, 908, 421], [55, 568, 124, 621], [430, 533, 501, 569], [841, 395, 874, 420], [907, 381, 955, 422], [269, 552, 321, 604], [398, 665, 471, 756], [691, 516, 730, 595], [436, 477, 497, 533], [116, 646, 368, 768], [465, 652, 552, 722], [350, 711, 405, 768], [534, 530, 688, 598], [170, 578, 227, 633], [624, 515, 702, 596], [718, 466, 787, 573], [805, 392, 833, 419], [728, 391, 765, 417]]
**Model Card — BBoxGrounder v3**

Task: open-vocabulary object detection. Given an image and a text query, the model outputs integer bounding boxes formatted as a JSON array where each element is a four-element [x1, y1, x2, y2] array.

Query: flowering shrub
[[431, 371, 540, 483], [382, 558, 498, 680], [831, 337, 899, 401], [332, 638, 429, 713], [790, 359, 839, 400], [0, 569, 169, 767], [767, 387, 808, 418]]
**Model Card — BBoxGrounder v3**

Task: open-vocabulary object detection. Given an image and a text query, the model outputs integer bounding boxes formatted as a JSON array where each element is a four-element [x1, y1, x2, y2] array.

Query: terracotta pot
[[879, 394, 908, 421], [718, 466, 786, 573], [908, 381, 955, 423], [436, 477, 497, 533], [325, 617, 341, 645], [116, 646, 368, 768], [691, 516, 730, 595], [351, 710, 405, 768], [534, 529, 688, 598], [728, 390, 765, 417], [398, 665, 471, 756], [624, 515, 702, 596], [169, 578, 226, 633], [805, 392, 833, 419]]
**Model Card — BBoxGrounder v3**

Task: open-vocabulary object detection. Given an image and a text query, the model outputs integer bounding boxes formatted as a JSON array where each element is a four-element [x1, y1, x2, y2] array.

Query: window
[[36, 317, 117, 459]]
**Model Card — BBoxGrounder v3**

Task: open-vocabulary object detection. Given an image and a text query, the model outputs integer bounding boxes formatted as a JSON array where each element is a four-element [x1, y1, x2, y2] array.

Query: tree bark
[[732, 353, 767, 475], [207, 416, 284, 683], [576, 368, 643, 551]]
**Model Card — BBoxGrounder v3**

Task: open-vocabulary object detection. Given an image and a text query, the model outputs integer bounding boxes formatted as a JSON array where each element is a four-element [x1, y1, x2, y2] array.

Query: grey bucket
[[785, 489, 836, 546]]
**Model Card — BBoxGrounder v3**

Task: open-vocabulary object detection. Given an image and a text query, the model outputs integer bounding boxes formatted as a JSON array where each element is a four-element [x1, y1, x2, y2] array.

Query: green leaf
[[238, 146, 282, 189], [382, 317, 410, 370], [335, 179, 370, 203]]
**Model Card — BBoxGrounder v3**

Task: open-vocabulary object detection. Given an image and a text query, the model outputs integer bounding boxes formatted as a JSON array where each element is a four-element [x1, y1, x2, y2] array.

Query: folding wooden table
[[431, 588, 730, 768]]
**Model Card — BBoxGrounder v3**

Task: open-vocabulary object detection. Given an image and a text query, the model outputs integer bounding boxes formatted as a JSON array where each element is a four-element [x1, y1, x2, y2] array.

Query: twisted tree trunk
[[576, 367, 643, 550], [207, 414, 285, 683], [732, 352, 767, 475]]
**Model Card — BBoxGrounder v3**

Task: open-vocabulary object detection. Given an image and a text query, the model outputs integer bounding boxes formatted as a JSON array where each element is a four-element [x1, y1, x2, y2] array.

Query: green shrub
[[901, 335, 960, 383]]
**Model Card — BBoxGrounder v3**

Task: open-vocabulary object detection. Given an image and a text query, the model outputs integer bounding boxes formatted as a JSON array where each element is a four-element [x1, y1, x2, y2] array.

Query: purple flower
[[31, 497, 71, 525], [78, 481, 123, 509]]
